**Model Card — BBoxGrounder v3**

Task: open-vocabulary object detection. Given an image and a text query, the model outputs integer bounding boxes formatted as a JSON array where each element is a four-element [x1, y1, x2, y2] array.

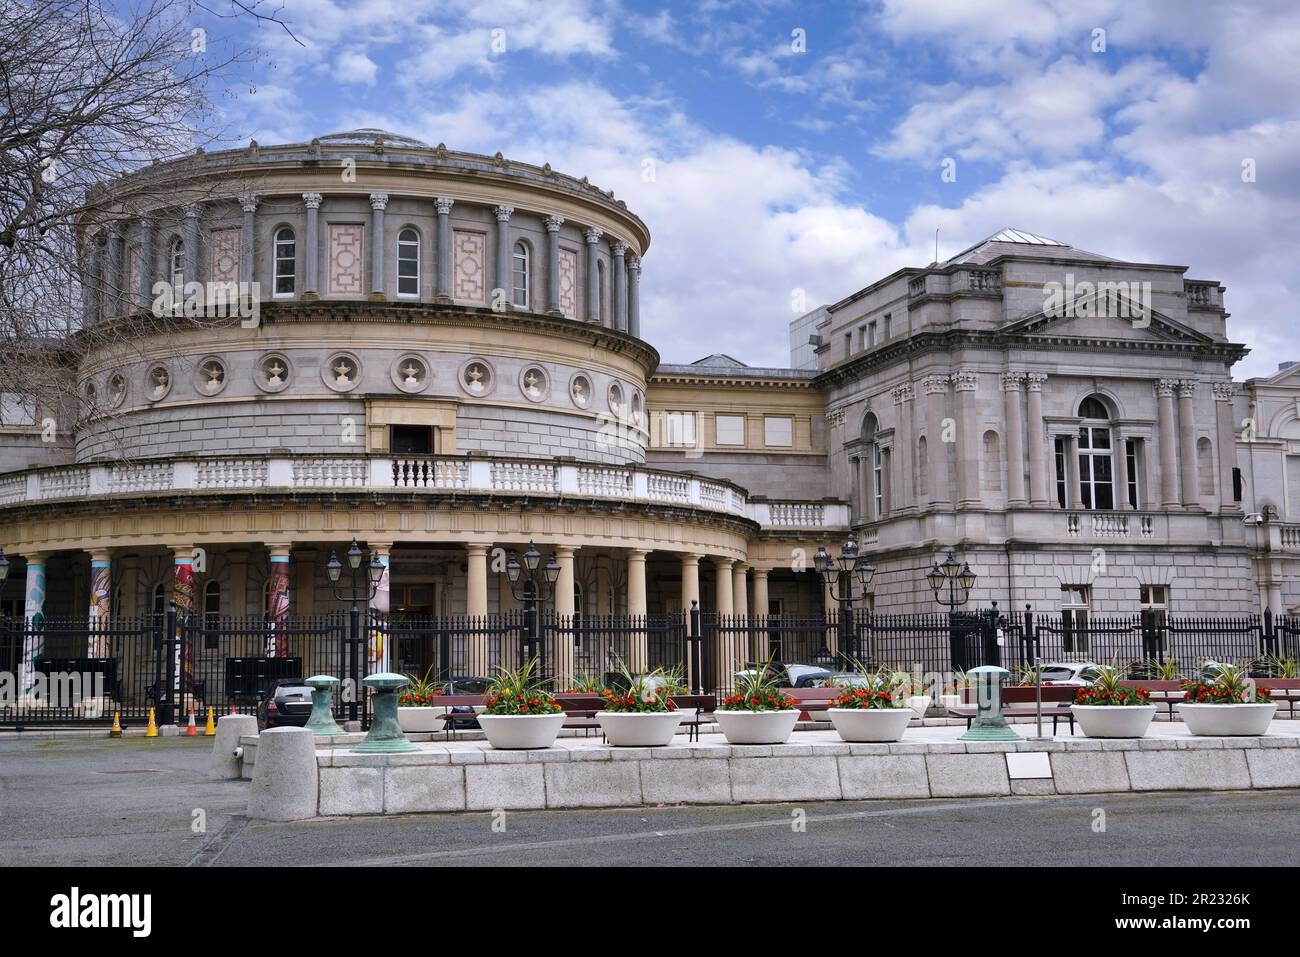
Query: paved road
[[3, 735, 1300, 867]]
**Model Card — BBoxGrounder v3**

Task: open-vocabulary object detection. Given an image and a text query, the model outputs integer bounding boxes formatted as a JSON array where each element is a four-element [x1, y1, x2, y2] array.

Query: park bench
[[556, 693, 605, 736], [669, 693, 717, 742], [1119, 679, 1184, 720], [946, 685, 1077, 734], [785, 686, 839, 723], [1256, 677, 1300, 718], [426, 693, 486, 737]]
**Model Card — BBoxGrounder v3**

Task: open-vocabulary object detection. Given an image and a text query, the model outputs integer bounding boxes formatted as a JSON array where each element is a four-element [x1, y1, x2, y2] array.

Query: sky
[[206, 0, 1300, 377]]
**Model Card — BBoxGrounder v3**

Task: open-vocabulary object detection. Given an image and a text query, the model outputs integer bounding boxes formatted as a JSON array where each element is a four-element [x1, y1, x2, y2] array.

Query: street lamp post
[[503, 542, 562, 672], [325, 539, 386, 723], [813, 535, 875, 670], [925, 548, 977, 609]]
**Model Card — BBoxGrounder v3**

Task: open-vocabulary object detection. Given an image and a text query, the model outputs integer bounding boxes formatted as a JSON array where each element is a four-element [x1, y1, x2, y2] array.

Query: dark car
[[258, 680, 313, 728]]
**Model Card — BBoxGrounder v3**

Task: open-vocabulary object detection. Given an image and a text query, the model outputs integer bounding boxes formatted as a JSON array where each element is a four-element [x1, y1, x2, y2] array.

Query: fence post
[[160, 603, 177, 726], [985, 601, 1001, 667], [689, 601, 701, 694], [1263, 607, 1275, 658], [1022, 605, 1034, 669], [347, 604, 360, 724], [438, 627, 451, 685]]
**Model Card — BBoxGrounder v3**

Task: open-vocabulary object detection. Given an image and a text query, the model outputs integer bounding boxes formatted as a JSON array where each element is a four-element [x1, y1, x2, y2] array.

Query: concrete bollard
[[209, 713, 259, 780], [247, 727, 319, 821]]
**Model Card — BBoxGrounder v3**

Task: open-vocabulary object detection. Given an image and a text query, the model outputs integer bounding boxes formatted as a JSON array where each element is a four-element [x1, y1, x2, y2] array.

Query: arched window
[[169, 237, 185, 287], [204, 580, 221, 630], [1077, 394, 1114, 510], [1197, 437, 1215, 496], [512, 241, 529, 308], [151, 581, 167, 619], [860, 413, 883, 520], [916, 436, 929, 498], [982, 430, 1002, 492], [273, 227, 295, 296], [397, 228, 420, 297]]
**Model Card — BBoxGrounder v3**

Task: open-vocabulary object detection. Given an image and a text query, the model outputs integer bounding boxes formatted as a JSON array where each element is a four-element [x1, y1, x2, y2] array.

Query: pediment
[[1004, 287, 1215, 345]]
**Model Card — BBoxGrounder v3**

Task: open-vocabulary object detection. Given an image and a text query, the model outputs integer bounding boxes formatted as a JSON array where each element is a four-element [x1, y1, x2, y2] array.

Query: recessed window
[[397, 228, 420, 297], [764, 416, 793, 447], [512, 241, 529, 308], [715, 414, 745, 446], [1060, 585, 1091, 653], [391, 425, 434, 454], [169, 237, 184, 287], [273, 227, 295, 296], [664, 412, 696, 447], [868, 321, 877, 347], [204, 581, 221, 630], [1140, 585, 1168, 627], [1078, 425, 1114, 510]]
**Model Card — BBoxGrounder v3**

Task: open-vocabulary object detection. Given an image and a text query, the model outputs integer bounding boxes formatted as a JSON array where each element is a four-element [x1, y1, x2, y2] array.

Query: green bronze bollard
[[959, 665, 1023, 742], [303, 675, 346, 736], [352, 673, 420, 754]]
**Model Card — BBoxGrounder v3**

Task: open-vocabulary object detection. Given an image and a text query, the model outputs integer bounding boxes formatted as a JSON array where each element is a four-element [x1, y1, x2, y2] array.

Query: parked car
[[734, 662, 833, 689], [258, 680, 313, 728], [1035, 662, 1102, 686]]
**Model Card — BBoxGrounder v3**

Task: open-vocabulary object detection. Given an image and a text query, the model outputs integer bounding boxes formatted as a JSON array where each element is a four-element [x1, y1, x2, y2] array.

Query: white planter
[[1177, 702, 1277, 736], [397, 707, 445, 734], [827, 707, 914, 743], [1071, 704, 1156, 738], [906, 695, 932, 717], [478, 712, 567, 749], [596, 710, 685, 747], [714, 710, 799, 745], [940, 694, 962, 711]]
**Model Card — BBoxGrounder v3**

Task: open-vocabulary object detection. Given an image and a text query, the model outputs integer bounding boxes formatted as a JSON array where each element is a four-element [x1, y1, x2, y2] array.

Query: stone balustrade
[[0, 455, 846, 531]]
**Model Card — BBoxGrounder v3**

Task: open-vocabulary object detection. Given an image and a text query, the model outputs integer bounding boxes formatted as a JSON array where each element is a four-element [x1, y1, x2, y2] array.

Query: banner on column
[[88, 560, 111, 657], [369, 554, 390, 672], [173, 556, 194, 693], [20, 561, 46, 697], [266, 555, 290, 657]]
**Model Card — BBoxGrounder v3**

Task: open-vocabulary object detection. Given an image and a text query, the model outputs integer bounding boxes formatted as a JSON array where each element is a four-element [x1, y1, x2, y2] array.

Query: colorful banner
[[88, 559, 111, 657], [266, 555, 290, 657], [20, 560, 46, 698], [370, 553, 390, 672], [173, 555, 194, 696]]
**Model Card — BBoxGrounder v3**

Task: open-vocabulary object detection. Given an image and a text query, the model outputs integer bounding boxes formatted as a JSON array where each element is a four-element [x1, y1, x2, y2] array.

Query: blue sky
[[206, 0, 1300, 376]]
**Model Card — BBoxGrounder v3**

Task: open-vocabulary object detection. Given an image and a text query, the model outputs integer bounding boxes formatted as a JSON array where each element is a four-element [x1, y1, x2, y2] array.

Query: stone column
[[627, 254, 641, 337], [881, 447, 892, 515], [302, 193, 321, 298], [182, 204, 200, 285], [87, 550, 112, 658], [732, 563, 749, 625], [465, 543, 491, 676], [612, 240, 628, 331], [679, 553, 700, 610], [435, 197, 454, 302], [544, 215, 564, 315], [1156, 379, 1180, 508], [953, 371, 980, 506], [1177, 380, 1199, 507], [1026, 373, 1049, 505], [714, 558, 734, 615], [1213, 382, 1240, 511], [1113, 426, 1131, 510], [369, 193, 388, 299], [104, 224, 122, 318], [493, 205, 514, 307], [1002, 373, 1027, 505], [1067, 435, 1085, 509], [751, 568, 770, 661], [136, 216, 153, 308], [239, 196, 257, 286], [626, 549, 649, 670], [19, 553, 47, 698], [554, 546, 577, 685], [893, 383, 914, 511], [169, 545, 197, 722], [584, 227, 603, 323], [922, 375, 952, 507], [83, 233, 102, 324], [852, 456, 867, 522]]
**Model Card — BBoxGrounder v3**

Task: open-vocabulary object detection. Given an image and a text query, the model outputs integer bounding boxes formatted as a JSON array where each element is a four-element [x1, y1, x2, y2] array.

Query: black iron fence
[[4, 605, 1298, 725]]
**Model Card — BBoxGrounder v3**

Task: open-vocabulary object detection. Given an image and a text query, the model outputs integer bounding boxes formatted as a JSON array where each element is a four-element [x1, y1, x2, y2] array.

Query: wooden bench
[[1257, 677, 1300, 718], [1119, 679, 1184, 720], [785, 686, 840, 723], [427, 693, 485, 738], [946, 685, 1077, 734], [670, 694, 718, 742], [555, 693, 605, 736]]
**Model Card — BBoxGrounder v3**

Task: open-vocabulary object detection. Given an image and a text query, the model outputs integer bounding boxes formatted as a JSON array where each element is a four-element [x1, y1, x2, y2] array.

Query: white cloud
[[335, 50, 379, 85]]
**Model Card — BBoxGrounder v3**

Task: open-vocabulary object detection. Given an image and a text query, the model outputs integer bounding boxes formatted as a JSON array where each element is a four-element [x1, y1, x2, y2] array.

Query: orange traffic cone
[[230, 705, 237, 714], [145, 707, 158, 738], [109, 711, 122, 738], [185, 706, 198, 736], [204, 706, 216, 736]]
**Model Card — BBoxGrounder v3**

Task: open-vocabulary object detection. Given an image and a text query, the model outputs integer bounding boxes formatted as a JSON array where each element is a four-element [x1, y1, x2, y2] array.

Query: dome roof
[[314, 128, 431, 149]]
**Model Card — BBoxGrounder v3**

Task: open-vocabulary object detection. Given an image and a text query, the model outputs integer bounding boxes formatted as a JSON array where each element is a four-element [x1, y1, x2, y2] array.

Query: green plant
[[481, 657, 562, 715], [720, 655, 796, 712], [831, 661, 908, 709], [565, 670, 607, 694], [1182, 661, 1271, 704], [1260, 654, 1299, 679], [599, 658, 678, 713], [1145, 658, 1182, 681], [1074, 663, 1151, 707], [399, 666, 443, 707]]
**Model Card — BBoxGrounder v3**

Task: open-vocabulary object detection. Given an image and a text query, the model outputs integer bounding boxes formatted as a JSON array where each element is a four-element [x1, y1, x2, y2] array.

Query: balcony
[[0, 455, 850, 533]]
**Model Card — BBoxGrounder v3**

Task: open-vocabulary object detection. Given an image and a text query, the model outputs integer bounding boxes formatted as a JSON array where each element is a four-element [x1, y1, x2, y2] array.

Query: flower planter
[[596, 710, 685, 747], [1176, 702, 1277, 736], [905, 695, 932, 717], [397, 707, 445, 734], [827, 707, 914, 743], [939, 694, 962, 711], [477, 712, 567, 749], [715, 710, 799, 745], [1071, 704, 1156, 738]]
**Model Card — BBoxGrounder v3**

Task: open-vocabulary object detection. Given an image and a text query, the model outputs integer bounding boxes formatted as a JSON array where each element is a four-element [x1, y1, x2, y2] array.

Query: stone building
[[1, 135, 1298, 669]]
